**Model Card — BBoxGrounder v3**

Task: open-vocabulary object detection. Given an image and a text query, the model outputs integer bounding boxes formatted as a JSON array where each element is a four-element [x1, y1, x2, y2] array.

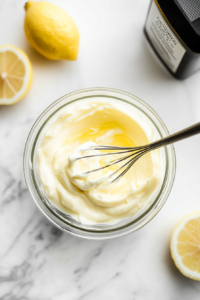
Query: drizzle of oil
[[64, 121, 136, 175], [64, 121, 136, 147]]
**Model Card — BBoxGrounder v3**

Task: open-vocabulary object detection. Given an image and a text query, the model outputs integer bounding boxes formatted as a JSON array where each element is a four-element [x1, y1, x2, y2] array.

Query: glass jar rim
[[23, 87, 176, 240]]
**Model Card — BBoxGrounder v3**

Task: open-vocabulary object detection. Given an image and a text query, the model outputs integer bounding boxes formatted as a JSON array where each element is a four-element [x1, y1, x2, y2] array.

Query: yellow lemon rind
[[170, 211, 200, 281], [0, 45, 32, 105], [24, 1, 79, 61]]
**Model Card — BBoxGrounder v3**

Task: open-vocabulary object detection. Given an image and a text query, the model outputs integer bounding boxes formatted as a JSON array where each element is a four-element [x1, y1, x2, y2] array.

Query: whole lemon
[[24, 1, 79, 60]]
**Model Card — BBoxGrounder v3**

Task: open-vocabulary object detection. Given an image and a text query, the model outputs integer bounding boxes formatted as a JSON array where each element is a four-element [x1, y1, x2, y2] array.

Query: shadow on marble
[[23, 43, 67, 69], [139, 38, 175, 84], [118, 37, 177, 99], [165, 243, 185, 279]]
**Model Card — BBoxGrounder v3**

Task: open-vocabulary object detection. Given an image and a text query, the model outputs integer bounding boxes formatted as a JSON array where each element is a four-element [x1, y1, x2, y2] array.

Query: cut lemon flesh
[[0, 45, 32, 105], [171, 211, 200, 281]]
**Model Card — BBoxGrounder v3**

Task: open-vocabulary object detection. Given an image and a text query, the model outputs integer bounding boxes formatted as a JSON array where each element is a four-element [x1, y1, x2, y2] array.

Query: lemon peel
[[24, 1, 79, 60], [171, 211, 200, 281], [0, 45, 32, 105]]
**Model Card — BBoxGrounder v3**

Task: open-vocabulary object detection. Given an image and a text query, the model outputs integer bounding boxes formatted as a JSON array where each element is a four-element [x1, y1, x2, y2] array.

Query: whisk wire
[[75, 147, 148, 162], [84, 148, 147, 174], [110, 148, 149, 182], [75, 122, 200, 183]]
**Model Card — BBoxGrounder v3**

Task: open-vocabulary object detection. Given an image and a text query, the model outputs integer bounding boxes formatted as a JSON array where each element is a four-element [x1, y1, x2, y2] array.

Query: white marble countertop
[[1, 0, 200, 299]]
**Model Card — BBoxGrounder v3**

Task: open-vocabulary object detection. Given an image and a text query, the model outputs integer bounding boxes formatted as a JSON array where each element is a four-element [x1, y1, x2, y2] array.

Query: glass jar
[[23, 88, 176, 240]]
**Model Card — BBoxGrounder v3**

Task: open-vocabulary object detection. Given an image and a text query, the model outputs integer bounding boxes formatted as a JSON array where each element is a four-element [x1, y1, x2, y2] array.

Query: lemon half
[[0, 45, 32, 105], [171, 211, 200, 281]]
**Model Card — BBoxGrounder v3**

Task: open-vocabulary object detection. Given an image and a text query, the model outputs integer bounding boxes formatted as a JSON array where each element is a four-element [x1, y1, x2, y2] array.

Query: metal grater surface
[[176, 0, 200, 22]]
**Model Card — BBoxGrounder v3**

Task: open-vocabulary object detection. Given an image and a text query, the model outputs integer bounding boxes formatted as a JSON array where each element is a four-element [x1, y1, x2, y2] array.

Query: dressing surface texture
[[38, 100, 164, 224]]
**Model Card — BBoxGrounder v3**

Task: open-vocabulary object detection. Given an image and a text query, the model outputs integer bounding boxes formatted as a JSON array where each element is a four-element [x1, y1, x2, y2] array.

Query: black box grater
[[144, 0, 200, 79]]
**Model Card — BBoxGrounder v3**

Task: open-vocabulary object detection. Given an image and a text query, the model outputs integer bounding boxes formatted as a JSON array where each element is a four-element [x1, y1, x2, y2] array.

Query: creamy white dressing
[[38, 99, 165, 224]]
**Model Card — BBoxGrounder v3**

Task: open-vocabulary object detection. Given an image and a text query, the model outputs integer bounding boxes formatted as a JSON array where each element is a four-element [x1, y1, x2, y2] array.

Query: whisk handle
[[150, 122, 200, 150]]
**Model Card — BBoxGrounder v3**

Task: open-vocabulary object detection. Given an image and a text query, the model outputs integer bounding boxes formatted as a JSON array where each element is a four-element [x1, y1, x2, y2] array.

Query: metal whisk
[[77, 122, 200, 183]]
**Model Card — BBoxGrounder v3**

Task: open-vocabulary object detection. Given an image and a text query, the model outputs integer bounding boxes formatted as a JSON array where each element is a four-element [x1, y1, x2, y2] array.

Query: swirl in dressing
[[38, 100, 164, 224]]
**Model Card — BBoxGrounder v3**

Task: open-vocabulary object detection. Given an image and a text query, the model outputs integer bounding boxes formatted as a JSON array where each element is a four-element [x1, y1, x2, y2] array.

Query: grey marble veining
[[1, 0, 200, 299]]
